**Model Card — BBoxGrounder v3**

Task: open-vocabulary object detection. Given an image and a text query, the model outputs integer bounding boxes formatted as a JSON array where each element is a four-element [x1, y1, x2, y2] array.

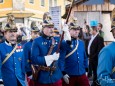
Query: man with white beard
[[0, 14, 26, 86]]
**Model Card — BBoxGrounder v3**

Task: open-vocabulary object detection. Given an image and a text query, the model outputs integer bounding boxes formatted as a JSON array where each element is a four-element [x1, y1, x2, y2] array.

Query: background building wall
[[0, 0, 12, 9], [69, 0, 115, 42]]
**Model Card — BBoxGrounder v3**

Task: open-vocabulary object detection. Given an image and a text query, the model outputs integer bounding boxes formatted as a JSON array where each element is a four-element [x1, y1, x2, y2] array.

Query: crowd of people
[[0, 8, 115, 86]]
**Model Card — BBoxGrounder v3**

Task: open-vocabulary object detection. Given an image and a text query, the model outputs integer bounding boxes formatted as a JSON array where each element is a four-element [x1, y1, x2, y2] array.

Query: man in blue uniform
[[23, 22, 40, 86], [0, 30, 4, 85], [97, 8, 115, 86], [0, 15, 26, 86], [62, 19, 89, 86], [30, 12, 70, 86]]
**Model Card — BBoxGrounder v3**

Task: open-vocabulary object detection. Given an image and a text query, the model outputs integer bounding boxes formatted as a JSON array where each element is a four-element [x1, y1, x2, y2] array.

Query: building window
[[54, 0, 57, 6], [29, 0, 34, 4], [0, 0, 3, 3], [41, 0, 45, 6], [15, 18, 24, 23], [49, 0, 53, 7]]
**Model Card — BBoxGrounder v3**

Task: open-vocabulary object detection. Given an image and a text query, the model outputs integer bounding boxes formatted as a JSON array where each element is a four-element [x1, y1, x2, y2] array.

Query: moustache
[[10, 34, 15, 37], [50, 31, 53, 34]]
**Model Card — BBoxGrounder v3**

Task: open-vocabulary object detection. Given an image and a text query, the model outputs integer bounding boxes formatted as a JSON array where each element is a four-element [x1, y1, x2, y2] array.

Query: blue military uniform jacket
[[60, 39, 88, 76], [23, 39, 33, 73], [97, 42, 115, 86], [31, 36, 65, 84], [0, 37, 5, 81], [0, 41, 26, 86]]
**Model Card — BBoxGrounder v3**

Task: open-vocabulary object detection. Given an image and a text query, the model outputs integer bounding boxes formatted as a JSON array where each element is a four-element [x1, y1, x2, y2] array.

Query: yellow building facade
[[0, 0, 65, 28]]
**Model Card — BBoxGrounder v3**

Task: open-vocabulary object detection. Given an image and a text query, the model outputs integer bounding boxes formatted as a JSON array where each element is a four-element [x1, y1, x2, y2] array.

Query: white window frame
[[29, 0, 34, 4], [49, 0, 53, 7], [54, 0, 57, 6], [0, 0, 4, 4], [41, 0, 45, 7]]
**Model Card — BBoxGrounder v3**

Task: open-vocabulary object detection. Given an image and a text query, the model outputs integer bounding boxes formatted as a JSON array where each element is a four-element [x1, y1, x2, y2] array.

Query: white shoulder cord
[[65, 40, 79, 58]]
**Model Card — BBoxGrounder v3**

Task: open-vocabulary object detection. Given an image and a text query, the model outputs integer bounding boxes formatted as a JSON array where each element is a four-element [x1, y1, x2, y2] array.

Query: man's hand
[[62, 24, 69, 33], [63, 74, 70, 84], [45, 52, 60, 66], [62, 24, 71, 41]]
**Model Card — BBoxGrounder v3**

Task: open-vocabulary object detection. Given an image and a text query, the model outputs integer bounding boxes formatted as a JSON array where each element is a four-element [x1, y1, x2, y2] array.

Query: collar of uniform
[[42, 32, 52, 40], [30, 39, 33, 42], [71, 37, 76, 40], [5, 40, 16, 47], [5, 40, 12, 46]]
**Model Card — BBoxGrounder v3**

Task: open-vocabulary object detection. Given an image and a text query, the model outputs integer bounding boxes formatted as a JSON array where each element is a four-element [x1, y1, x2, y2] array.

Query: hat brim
[[4, 26, 18, 32], [69, 25, 79, 30], [42, 18, 54, 28], [5, 28, 17, 32], [70, 27, 80, 30], [8, 29, 17, 32], [43, 23, 54, 28], [53, 30, 59, 32], [31, 30, 40, 32]]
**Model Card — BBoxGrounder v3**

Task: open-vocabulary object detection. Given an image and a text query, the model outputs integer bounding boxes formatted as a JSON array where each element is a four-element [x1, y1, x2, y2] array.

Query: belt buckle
[[42, 66, 46, 71]]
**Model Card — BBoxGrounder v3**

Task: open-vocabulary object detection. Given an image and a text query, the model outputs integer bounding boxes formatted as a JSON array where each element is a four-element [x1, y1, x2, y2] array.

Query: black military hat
[[111, 8, 115, 32], [42, 12, 54, 28], [69, 17, 79, 30], [4, 23, 18, 32], [4, 14, 17, 32], [31, 21, 40, 32], [31, 27, 40, 32]]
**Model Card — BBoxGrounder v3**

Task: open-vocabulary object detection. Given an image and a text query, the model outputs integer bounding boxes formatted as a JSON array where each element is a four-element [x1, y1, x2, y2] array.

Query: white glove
[[64, 31, 71, 41], [62, 24, 71, 41], [28, 75, 32, 79], [62, 24, 69, 33], [45, 53, 59, 66], [38, 25, 42, 32], [53, 52, 60, 60], [63, 74, 70, 84]]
